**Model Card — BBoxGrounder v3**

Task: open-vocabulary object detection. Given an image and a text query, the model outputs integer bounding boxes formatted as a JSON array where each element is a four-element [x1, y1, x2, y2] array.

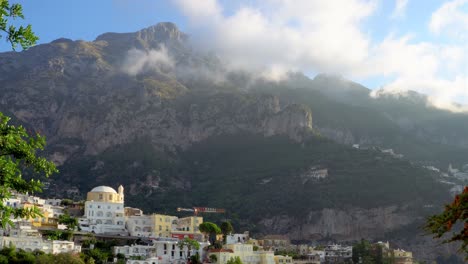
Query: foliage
[[80, 240, 117, 264], [226, 256, 243, 264], [0, 247, 83, 264], [0, 112, 58, 228], [60, 198, 73, 206], [58, 212, 78, 230], [199, 222, 221, 245], [425, 186, 468, 259], [274, 250, 298, 259], [209, 254, 218, 263], [178, 237, 200, 260], [0, 0, 38, 50], [43, 230, 73, 241], [83, 248, 109, 264], [52, 253, 85, 264], [178, 237, 201, 251], [352, 239, 394, 264], [220, 221, 233, 243], [190, 252, 201, 264]]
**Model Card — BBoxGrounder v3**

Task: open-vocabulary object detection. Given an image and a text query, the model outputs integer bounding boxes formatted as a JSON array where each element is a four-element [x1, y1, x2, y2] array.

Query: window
[[108, 206, 111, 209], [99, 194, 103, 200], [159, 225, 162, 231], [109, 194, 112, 200]]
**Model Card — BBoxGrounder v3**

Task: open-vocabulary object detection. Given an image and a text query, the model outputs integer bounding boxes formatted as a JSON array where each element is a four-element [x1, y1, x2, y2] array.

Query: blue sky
[[2, 0, 467, 111]]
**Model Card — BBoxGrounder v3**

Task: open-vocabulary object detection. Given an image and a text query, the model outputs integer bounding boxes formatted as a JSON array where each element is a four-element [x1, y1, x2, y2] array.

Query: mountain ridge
[[0, 22, 465, 261]]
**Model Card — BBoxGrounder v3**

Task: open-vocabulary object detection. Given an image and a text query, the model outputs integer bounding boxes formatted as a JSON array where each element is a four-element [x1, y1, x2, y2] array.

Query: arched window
[[97, 211, 103, 217]]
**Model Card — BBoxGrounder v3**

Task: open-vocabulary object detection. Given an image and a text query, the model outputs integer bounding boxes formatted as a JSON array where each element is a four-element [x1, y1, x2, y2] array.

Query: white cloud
[[391, 0, 409, 19], [122, 45, 175, 75], [173, 0, 468, 111], [429, 0, 468, 38], [365, 35, 468, 111], [174, 0, 376, 80]]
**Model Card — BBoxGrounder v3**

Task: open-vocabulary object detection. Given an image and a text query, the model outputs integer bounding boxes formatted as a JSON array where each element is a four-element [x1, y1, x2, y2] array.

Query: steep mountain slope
[[255, 74, 468, 168], [0, 23, 464, 261]]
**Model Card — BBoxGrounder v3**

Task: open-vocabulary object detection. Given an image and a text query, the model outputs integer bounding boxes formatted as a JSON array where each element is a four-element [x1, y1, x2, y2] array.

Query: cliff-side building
[[81, 185, 126, 235]]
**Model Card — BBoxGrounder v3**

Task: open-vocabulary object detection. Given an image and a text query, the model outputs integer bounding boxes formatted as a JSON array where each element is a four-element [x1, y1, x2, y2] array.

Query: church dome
[[90, 186, 117, 194]]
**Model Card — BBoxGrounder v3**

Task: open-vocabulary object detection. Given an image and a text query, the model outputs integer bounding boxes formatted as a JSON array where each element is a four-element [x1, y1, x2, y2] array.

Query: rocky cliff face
[[0, 23, 312, 160], [261, 206, 413, 240], [259, 206, 457, 261]]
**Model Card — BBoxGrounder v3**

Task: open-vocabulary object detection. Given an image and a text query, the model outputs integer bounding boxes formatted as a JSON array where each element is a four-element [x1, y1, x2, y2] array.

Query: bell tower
[[118, 185, 124, 202]]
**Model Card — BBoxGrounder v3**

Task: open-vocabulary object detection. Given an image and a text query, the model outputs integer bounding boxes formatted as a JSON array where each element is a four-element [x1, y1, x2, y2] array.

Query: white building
[[81, 185, 127, 235], [324, 244, 352, 262], [127, 257, 160, 264], [226, 232, 250, 244], [126, 215, 153, 237], [0, 224, 80, 254], [208, 243, 275, 264], [113, 238, 208, 264], [45, 198, 62, 206]]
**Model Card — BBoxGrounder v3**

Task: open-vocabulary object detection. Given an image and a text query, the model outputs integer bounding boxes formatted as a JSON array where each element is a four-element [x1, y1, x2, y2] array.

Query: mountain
[[255, 73, 468, 168], [0, 23, 465, 261]]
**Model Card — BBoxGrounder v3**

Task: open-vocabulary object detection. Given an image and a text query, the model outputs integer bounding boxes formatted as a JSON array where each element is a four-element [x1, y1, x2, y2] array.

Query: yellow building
[[151, 214, 177, 237], [176, 216, 203, 233], [86, 185, 124, 203], [208, 249, 234, 264], [210, 243, 275, 264], [274, 255, 293, 264], [24, 203, 58, 228]]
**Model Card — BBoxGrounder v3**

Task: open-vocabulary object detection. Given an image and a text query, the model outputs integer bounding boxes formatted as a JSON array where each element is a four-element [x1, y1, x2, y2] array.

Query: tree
[[0, 112, 58, 227], [58, 212, 78, 231], [220, 221, 233, 244], [226, 256, 243, 264], [0, 0, 38, 50], [199, 222, 221, 246], [178, 237, 200, 260], [53, 253, 85, 264], [209, 254, 218, 263], [425, 186, 468, 259], [352, 239, 388, 264]]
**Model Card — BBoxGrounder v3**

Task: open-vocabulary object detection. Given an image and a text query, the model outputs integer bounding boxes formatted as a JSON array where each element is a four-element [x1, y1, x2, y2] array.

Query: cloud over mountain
[[173, 0, 468, 111]]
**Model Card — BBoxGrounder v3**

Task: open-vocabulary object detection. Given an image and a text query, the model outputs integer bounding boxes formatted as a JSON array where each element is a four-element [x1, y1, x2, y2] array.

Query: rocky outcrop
[[0, 23, 313, 158], [259, 207, 461, 261], [260, 206, 413, 241]]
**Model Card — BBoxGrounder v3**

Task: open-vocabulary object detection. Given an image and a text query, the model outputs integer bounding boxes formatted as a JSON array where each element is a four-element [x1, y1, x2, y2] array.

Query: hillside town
[[0, 185, 415, 264]]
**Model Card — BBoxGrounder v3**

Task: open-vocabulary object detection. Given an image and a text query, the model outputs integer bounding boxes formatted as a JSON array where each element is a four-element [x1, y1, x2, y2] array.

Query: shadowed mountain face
[[0, 22, 465, 261]]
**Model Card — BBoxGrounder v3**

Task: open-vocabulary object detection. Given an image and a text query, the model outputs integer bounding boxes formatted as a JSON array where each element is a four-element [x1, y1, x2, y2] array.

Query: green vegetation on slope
[[55, 133, 449, 226]]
